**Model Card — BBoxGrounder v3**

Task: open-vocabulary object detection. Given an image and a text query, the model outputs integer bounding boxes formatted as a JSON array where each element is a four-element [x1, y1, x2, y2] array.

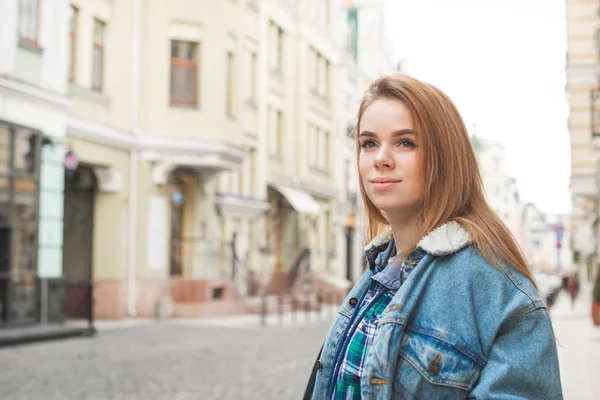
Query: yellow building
[[65, 0, 268, 318], [63, 0, 348, 319], [566, 0, 600, 282], [258, 0, 341, 295]]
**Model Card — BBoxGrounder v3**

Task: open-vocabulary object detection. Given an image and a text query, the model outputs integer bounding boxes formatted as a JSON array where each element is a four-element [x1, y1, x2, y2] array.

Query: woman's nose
[[374, 148, 394, 169]]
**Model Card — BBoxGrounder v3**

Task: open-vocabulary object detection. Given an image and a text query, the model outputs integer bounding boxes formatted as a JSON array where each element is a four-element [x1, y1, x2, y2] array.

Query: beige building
[[258, 0, 342, 295], [63, 0, 350, 319], [565, 0, 600, 282]]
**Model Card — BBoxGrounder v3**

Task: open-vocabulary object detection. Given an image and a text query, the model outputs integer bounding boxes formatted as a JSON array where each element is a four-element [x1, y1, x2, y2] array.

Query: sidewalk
[[550, 283, 600, 400], [89, 304, 339, 331]]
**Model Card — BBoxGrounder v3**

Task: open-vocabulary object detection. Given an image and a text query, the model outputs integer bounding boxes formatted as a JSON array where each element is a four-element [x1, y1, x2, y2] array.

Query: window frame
[[91, 18, 106, 92], [18, 0, 41, 48], [249, 50, 257, 102], [226, 50, 236, 117], [68, 5, 78, 83], [169, 40, 200, 107], [269, 21, 284, 73]]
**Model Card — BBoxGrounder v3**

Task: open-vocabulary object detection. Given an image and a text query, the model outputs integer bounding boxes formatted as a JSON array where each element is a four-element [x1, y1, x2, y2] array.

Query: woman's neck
[[387, 211, 422, 255]]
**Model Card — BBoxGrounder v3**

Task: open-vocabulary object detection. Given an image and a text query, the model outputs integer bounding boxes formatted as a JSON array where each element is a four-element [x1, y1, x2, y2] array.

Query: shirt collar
[[367, 238, 425, 291]]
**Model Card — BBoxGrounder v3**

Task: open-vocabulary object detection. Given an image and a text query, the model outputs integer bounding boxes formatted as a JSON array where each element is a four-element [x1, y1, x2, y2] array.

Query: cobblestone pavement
[[2, 287, 597, 400], [0, 321, 330, 400]]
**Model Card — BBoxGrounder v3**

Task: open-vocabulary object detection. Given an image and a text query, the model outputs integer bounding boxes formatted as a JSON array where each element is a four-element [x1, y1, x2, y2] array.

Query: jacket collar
[[365, 221, 472, 257]]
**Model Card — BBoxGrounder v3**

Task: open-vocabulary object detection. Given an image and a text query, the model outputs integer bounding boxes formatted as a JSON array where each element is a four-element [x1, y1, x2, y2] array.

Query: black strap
[[303, 343, 324, 400]]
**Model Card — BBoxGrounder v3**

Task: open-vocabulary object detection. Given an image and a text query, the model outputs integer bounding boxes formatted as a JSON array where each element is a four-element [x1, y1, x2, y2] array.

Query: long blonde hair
[[356, 74, 537, 287]]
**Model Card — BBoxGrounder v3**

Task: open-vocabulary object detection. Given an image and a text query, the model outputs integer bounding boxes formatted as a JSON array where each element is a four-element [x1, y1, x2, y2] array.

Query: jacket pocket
[[393, 329, 482, 400]]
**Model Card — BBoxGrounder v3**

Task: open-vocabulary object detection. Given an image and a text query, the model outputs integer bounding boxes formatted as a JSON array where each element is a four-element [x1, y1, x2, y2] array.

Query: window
[[226, 51, 235, 116], [318, 129, 329, 170], [170, 40, 199, 107], [0, 122, 42, 324], [269, 22, 283, 73], [92, 19, 106, 92], [308, 48, 317, 91], [308, 124, 329, 171], [309, 48, 329, 99], [307, 123, 316, 166], [18, 0, 40, 45], [68, 6, 78, 82], [268, 108, 283, 156], [347, 7, 358, 59], [317, 56, 329, 98]]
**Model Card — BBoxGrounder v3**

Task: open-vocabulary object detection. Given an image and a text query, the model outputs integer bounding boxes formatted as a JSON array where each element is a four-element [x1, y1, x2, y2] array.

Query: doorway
[[62, 166, 96, 319], [169, 169, 195, 277]]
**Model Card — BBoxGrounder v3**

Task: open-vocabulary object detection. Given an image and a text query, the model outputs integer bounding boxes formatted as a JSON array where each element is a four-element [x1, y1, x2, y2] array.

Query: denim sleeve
[[469, 308, 563, 400]]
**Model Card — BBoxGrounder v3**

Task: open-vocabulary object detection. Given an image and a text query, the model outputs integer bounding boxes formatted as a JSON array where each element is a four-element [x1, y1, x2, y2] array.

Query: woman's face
[[358, 98, 425, 217]]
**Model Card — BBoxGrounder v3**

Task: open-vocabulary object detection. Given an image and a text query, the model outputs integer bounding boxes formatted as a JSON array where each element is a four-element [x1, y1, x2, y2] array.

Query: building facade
[[63, 0, 383, 319], [64, 0, 272, 318], [0, 0, 69, 327], [565, 0, 600, 282], [334, 0, 393, 285], [0, 0, 397, 327]]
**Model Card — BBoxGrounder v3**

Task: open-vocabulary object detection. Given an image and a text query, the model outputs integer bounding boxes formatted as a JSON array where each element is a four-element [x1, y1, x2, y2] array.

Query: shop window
[[0, 122, 42, 325]]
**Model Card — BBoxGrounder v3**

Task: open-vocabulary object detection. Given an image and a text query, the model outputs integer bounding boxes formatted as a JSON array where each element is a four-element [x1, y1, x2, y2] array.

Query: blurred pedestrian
[[566, 273, 579, 309], [304, 74, 562, 400]]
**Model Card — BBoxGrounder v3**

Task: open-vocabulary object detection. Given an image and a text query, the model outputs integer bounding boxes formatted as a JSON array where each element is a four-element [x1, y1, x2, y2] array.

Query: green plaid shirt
[[332, 241, 424, 399]]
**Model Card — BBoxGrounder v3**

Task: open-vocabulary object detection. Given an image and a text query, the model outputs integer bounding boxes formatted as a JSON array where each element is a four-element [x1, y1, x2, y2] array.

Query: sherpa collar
[[364, 221, 472, 257]]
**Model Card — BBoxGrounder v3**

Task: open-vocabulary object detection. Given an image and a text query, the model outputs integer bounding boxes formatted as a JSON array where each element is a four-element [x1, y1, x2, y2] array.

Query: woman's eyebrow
[[358, 129, 416, 137], [392, 129, 417, 136]]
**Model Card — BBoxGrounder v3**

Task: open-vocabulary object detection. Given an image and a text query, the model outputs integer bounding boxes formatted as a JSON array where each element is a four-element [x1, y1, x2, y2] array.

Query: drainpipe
[[127, 0, 142, 317]]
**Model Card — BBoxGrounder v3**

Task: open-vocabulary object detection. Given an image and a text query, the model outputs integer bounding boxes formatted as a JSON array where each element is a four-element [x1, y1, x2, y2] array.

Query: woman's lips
[[371, 179, 401, 190], [373, 182, 398, 190]]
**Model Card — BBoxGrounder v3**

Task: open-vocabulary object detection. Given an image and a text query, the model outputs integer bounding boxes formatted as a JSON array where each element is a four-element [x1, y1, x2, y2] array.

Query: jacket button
[[349, 297, 358, 307], [369, 377, 388, 385], [429, 360, 441, 376], [315, 360, 322, 370]]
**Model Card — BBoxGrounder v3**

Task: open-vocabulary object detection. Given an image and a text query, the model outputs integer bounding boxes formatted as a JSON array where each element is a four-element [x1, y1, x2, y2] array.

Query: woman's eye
[[360, 140, 377, 149], [399, 139, 416, 148]]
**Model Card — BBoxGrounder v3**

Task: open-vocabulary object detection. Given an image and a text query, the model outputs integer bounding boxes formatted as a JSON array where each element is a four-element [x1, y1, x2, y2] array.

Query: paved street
[[0, 286, 598, 400], [0, 320, 329, 400]]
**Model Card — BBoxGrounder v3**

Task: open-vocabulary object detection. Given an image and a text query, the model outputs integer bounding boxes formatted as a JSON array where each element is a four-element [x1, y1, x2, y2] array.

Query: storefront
[[0, 120, 44, 327]]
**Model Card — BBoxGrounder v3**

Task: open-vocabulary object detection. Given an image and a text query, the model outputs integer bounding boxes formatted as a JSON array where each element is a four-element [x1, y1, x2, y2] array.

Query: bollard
[[291, 295, 297, 324], [305, 292, 310, 323], [278, 294, 284, 325], [317, 292, 323, 319], [261, 293, 267, 326]]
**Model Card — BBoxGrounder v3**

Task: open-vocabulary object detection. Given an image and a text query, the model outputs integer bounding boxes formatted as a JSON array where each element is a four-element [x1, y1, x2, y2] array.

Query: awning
[[271, 184, 321, 215]]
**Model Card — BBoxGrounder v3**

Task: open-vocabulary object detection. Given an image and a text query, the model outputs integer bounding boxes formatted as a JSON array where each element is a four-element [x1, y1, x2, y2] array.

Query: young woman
[[307, 74, 562, 399]]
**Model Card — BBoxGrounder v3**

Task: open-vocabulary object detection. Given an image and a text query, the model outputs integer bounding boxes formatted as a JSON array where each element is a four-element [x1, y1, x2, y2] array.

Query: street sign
[[555, 225, 564, 240], [554, 224, 565, 250]]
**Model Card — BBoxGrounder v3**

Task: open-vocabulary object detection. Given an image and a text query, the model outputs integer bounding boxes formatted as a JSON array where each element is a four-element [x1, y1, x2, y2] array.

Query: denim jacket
[[312, 221, 563, 400]]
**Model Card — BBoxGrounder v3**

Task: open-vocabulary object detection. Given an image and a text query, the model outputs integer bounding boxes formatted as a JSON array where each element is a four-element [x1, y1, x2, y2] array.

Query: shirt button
[[349, 297, 358, 307], [315, 360, 322, 370]]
